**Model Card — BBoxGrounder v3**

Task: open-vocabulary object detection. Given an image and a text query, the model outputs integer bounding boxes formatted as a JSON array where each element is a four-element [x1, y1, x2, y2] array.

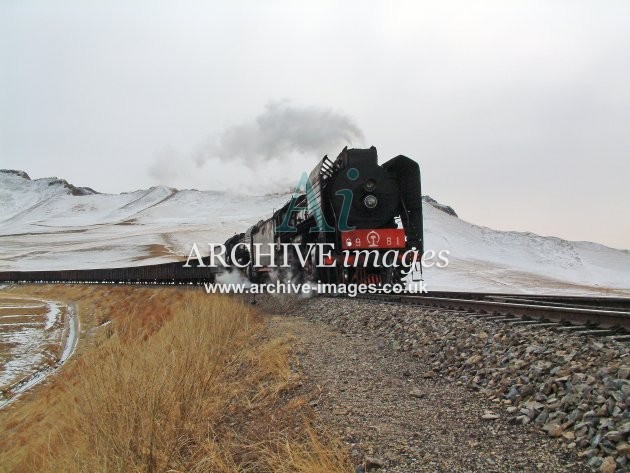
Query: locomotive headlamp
[[364, 194, 378, 209], [364, 179, 377, 192]]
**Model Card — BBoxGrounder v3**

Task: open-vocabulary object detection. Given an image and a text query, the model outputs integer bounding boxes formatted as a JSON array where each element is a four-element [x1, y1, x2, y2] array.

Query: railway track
[[3, 265, 629, 338], [356, 291, 630, 340]]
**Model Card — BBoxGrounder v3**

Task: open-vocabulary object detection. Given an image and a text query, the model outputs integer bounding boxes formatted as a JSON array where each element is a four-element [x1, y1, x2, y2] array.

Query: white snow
[[1, 169, 629, 295], [44, 302, 60, 330], [0, 297, 78, 409], [0, 298, 59, 389], [59, 304, 79, 364], [0, 171, 287, 271], [421, 204, 630, 295]]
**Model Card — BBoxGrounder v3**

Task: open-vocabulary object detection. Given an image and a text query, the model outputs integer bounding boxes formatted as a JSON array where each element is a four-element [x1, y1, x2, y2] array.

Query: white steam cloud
[[148, 100, 364, 191], [195, 100, 364, 168]]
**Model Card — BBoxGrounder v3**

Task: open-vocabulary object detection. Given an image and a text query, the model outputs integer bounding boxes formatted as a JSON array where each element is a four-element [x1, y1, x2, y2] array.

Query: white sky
[[1, 0, 629, 249]]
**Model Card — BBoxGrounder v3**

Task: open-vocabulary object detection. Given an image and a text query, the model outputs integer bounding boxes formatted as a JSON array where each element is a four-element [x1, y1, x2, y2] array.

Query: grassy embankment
[[0, 285, 351, 472]]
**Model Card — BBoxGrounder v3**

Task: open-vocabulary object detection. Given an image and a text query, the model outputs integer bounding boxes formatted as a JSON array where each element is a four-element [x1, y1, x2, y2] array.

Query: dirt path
[[267, 314, 588, 472]]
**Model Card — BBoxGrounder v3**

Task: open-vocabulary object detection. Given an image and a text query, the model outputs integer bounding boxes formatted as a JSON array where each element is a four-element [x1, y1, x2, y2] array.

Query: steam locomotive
[[224, 146, 423, 285]]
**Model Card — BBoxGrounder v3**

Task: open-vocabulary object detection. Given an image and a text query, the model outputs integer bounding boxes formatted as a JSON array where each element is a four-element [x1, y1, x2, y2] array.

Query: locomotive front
[[301, 146, 423, 284], [224, 146, 423, 286], [320, 146, 423, 252]]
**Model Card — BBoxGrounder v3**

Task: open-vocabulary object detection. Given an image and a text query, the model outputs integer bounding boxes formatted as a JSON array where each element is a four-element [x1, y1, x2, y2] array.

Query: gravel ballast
[[256, 294, 630, 472]]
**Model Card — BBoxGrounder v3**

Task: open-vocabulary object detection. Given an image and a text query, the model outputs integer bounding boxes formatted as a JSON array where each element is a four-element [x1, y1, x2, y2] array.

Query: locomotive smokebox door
[[328, 147, 399, 230]]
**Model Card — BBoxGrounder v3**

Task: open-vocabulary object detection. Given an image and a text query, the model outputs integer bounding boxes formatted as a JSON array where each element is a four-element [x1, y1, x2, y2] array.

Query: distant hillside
[[0, 170, 628, 295]]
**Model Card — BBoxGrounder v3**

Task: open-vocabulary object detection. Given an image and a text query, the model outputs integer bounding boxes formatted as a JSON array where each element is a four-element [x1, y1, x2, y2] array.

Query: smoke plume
[[196, 100, 364, 167], [147, 146, 188, 183]]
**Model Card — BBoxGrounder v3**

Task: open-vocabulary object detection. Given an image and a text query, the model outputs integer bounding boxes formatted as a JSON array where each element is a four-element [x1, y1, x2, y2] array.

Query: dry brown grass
[[0, 285, 351, 473], [0, 305, 47, 316]]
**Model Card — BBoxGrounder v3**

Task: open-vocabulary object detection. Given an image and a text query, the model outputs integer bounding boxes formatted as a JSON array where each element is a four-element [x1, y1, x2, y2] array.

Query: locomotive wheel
[[302, 250, 318, 283], [303, 260, 315, 282], [247, 263, 261, 284]]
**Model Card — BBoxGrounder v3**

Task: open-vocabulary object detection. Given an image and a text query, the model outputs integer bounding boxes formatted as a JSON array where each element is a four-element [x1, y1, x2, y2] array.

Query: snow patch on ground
[[0, 299, 62, 389], [0, 296, 78, 409]]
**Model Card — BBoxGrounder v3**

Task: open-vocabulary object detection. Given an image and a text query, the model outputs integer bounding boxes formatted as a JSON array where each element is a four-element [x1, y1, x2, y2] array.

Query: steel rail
[[356, 293, 630, 331], [414, 291, 630, 310]]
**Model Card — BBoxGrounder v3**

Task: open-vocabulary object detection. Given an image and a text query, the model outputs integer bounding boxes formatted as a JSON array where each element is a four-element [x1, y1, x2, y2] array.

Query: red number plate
[[340, 228, 406, 249]]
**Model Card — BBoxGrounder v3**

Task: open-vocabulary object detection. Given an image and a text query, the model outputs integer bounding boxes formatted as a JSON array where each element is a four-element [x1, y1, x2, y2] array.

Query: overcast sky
[[1, 1, 629, 249]]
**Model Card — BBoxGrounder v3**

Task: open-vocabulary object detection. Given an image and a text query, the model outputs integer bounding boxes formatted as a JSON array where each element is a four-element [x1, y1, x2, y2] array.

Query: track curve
[[353, 291, 630, 334]]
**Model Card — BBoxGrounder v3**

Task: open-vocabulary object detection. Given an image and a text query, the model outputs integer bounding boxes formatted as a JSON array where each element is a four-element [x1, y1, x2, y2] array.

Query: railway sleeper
[[572, 329, 619, 337], [607, 334, 630, 342], [517, 322, 560, 328], [555, 325, 591, 331]]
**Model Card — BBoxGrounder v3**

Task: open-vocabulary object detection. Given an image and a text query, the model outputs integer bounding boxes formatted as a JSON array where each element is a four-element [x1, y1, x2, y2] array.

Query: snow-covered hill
[[0, 170, 288, 271], [422, 204, 630, 295], [1, 170, 628, 295]]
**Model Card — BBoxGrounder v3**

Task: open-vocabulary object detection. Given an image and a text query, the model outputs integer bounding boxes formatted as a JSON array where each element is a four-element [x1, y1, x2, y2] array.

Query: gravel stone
[[257, 295, 601, 472]]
